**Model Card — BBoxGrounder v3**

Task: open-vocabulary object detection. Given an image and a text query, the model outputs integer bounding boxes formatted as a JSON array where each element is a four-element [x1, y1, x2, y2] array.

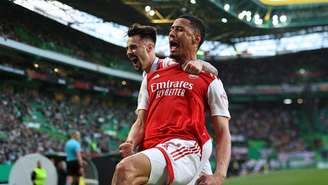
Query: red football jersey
[[138, 64, 230, 149]]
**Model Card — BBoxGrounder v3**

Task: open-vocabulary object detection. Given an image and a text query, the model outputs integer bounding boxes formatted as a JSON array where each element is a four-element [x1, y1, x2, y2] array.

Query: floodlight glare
[[283, 99, 292, 104], [145, 6, 151, 12], [149, 10, 155, 16], [272, 14, 279, 21], [280, 15, 287, 23], [224, 4, 230, 11]]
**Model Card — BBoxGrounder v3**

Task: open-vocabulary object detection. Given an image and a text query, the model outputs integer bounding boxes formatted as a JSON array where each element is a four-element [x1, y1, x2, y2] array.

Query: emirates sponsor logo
[[150, 80, 193, 92], [150, 80, 194, 98]]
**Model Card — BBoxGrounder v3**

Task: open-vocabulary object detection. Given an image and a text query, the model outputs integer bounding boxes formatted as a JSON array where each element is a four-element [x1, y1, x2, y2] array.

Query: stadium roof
[[9, 0, 328, 58], [58, 0, 328, 42]]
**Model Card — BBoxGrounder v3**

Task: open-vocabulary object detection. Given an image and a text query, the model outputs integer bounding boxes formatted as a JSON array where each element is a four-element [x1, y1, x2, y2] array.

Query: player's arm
[[120, 109, 147, 158], [119, 76, 149, 158], [211, 116, 231, 184], [182, 60, 218, 76], [202, 61, 218, 76], [197, 79, 231, 185], [164, 57, 218, 76]]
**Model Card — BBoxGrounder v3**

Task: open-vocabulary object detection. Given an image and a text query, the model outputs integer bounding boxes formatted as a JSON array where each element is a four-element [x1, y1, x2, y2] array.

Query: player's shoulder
[[146, 64, 177, 80], [157, 57, 174, 69], [161, 57, 172, 64], [199, 71, 217, 83]]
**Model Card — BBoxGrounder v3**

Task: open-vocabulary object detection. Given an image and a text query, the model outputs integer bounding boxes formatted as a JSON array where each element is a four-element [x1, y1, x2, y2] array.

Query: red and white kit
[[138, 64, 230, 185]]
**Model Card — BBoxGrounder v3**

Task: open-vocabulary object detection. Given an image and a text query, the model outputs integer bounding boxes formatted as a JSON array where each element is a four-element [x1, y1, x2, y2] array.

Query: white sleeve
[[207, 79, 231, 118], [136, 75, 149, 111], [163, 57, 174, 67]]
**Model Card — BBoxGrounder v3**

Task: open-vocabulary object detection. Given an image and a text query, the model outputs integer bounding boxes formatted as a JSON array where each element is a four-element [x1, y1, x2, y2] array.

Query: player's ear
[[146, 42, 154, 52], [194, 33, 201, 46]]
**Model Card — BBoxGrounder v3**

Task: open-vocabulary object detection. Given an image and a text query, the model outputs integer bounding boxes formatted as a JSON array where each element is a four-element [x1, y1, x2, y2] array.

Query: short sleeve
[[136, 75, 149, 111], [207, 79, 231, 118]]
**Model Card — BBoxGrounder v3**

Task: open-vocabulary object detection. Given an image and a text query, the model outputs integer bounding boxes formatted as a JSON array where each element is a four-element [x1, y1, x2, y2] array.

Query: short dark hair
[[127, 23, 157, 44], [178, 15, 206, 49]]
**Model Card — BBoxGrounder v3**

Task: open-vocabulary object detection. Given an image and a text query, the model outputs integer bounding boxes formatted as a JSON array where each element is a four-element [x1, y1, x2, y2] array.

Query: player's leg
[[111, 152, 152, 185]]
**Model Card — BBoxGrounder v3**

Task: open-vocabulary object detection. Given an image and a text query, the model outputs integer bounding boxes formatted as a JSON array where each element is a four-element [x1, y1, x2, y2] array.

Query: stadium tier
[[1, 0, 328, 185]]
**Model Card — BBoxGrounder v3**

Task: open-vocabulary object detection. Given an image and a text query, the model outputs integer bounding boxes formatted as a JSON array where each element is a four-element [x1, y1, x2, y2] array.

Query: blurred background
[[0, 0, 328, 185]]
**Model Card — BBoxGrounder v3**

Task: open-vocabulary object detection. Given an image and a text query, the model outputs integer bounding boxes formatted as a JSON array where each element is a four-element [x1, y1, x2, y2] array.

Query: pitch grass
[[223, 168, 328, 185]]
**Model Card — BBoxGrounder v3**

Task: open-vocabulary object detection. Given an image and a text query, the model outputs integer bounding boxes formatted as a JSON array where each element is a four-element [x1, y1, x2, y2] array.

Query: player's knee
[[115, 158, 137, 183]]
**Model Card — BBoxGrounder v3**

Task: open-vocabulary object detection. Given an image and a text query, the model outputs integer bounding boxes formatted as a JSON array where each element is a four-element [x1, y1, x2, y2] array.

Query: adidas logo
[[152, 74, 160, 80], [188, 74, 199, 79]]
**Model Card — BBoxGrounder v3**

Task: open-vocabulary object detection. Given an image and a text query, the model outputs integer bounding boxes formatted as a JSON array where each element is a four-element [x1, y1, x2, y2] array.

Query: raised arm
[[119, 76, 149, 158], [119, 110, 147, 158], [201, 61, 218, 76], [182, 60, 218, 76], [164, 58, 218, 76]]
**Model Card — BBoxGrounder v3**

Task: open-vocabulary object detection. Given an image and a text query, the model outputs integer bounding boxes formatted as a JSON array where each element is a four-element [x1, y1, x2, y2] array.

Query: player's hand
[[183, 60, 203, 74], [195, 174, 225, 185], [119, 141, 135, 158], [79, 167, 85, 176]]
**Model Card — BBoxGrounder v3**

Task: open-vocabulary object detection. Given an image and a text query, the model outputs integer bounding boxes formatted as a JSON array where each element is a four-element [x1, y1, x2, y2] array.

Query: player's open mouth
[[129, 56, 138, 64], [170, 41, 179, 52]]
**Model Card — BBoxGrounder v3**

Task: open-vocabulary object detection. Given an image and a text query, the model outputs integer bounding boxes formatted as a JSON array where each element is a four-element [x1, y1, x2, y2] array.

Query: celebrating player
[[112, 15, 231, 185]]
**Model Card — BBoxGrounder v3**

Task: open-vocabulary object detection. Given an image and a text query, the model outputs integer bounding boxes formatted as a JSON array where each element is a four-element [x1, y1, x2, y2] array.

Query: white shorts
[[187, 139, 213, 185], [141, 138, 212, 185]]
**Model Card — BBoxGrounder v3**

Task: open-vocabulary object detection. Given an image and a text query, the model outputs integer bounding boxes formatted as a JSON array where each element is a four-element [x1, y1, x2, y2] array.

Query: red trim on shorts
[[174, 149, 201, 161], [172, 147, 197, 158], [155, 147, 174, 185], [170, 146, 186, 155], [171, 142, 201, 161], [173, 147, 201, 160]]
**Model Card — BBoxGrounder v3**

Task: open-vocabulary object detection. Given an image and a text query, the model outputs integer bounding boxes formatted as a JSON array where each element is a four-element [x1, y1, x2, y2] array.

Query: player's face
[[169, 18, 198, 63], [127, 35, 152, 71]]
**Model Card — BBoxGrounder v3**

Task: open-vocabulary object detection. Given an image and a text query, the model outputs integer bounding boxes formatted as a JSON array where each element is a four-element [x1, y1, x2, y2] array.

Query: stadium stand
[[1, 0, 328, 184], [0, 80, 136, 164], [216, 49, 328, 86], [0, 1, 134, 72]]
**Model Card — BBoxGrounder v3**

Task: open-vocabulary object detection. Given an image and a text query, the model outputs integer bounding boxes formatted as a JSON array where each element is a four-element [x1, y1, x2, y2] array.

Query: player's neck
[[145, 55, 156, 73]]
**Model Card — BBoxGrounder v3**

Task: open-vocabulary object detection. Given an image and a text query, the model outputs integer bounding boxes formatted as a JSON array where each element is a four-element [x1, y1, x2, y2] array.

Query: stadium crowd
[[319, 105, 328, 132], [0, 84, 134, 164], [0, 82, 312, 165], [0, 95, 61, 164], [230, 107, 305, 153], [217, 50, 328, 86]]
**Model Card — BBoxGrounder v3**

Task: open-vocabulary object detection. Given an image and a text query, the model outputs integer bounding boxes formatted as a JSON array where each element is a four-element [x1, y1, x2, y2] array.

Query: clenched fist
[[183, 60, 203, 74], [119, 141, 135, 158]]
